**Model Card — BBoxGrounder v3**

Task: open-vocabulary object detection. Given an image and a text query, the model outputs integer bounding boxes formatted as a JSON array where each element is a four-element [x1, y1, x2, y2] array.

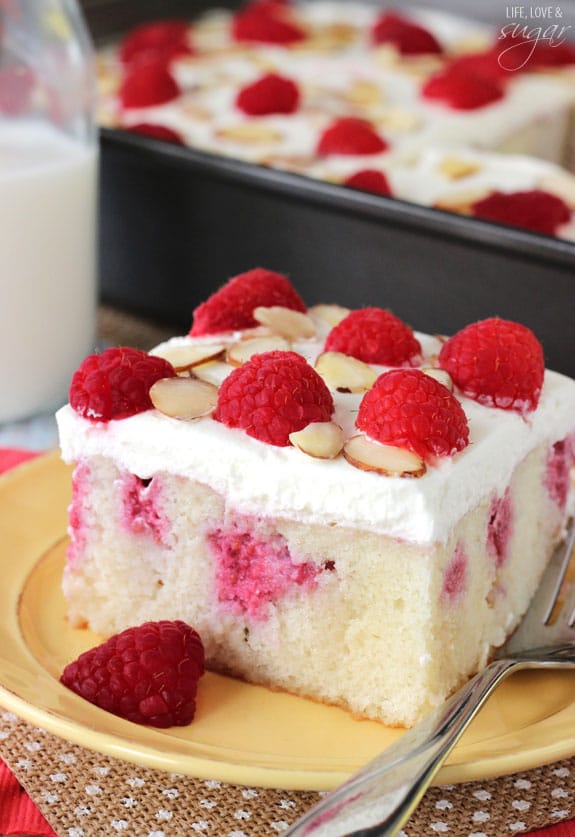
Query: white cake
[[57, 273, 575, 727]]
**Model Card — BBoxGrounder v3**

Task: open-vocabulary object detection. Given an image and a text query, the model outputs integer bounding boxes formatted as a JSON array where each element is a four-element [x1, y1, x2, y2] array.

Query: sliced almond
[[181, 102, 212, 122], [216, 123, 283, 145], [398, 55, 443, 79], [315, 351, 377, 393], [343, 435, 426, 478], [438, 156, 482, 181], [343, 79, 382, 107], [376, 108, 422, 134], [152, 343, 226, 373], [372, 44, 401, 67], [289, 421, 344, 459], [451, 33, 492, 55], [191, 361, 231, 387], [227, 335, 290, 366], [308, 303, 351, 328], [150, 377, 219, 420], [421, 367, 454, 391], [253, 306, 317, 340], [540, 174, 575, 209], [434, 188, 491, 215]]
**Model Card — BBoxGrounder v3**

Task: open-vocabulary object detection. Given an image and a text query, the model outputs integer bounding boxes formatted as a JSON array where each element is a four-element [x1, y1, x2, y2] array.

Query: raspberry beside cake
[[56, 270, 575, 727]]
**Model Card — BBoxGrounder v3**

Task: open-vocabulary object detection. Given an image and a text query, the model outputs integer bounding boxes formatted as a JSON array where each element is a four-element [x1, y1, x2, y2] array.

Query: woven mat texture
[[1, 712, 575, 836]]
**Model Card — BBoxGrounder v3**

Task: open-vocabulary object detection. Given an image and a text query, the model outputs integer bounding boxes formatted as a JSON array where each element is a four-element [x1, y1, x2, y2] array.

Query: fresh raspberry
[[69, 347, 176, 422], [119, 62, 181, 109], [60, 621, 204, 728], [127, 123, 185, 144], [317, 118, 388, 156], [438, 318, 545, 413], [357, 369, 469, 461], [471, 189, 571, 236], [324, 308, 421, 366], [232, 0, 305, 45], [372, 11, 443, 55], [236, 73, 300, 115], [190, 268, 306, 336], [520, 40, 575, 68], [422, 68, 504, 109], [342, 169, 392, 196], [445, 50, 511, 82], [213, 351, 334, 446], [119, 20, 192, 67]]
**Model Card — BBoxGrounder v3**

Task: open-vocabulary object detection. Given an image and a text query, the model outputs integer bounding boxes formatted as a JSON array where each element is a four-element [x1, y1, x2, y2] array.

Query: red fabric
[[0, 448, 573, 836], [0, 447, 39, 475], [0, 448, 55, 835], [0, 762, 56, 835]]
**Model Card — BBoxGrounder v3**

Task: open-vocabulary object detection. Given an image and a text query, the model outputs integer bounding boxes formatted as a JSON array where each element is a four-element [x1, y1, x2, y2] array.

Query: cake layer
[[62, 436, 569, 726]]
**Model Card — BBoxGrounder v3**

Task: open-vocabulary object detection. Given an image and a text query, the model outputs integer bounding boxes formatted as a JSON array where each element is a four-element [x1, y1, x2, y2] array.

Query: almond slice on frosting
[[438, 156, 482, 181], [216, 123, 283, 144], [434, 188, 491, 215], [343, 435, 426, 478], [289, 421, 344, 459], [227, 335, 290, 366], [315, 351, 377, 393], [152, 343, 226, 373], [421, 367, 454, 391], [150, 377, 219, 420], [308, 303, 351, 328], [253, 306, 317, 340]]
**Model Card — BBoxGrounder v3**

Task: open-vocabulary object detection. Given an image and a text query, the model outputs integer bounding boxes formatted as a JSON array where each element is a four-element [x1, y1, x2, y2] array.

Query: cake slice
[[57, 271, 575, 727]]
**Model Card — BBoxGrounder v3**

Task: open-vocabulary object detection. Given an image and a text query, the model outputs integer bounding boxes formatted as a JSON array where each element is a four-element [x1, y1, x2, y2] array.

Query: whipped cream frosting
[[57, 329, 575, 545]]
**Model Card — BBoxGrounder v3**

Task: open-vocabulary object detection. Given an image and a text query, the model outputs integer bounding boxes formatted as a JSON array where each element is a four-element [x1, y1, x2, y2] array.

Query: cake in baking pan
[[94, 1, 575, 238], [57, 268, 575, 726]]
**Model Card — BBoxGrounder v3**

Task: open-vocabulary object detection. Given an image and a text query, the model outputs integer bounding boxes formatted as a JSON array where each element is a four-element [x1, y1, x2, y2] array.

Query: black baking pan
[[84, 0, 575, 377]]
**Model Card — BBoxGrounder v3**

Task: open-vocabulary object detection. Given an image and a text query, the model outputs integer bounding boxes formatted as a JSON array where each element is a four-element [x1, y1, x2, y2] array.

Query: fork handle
[[285, 658, 519, 837]]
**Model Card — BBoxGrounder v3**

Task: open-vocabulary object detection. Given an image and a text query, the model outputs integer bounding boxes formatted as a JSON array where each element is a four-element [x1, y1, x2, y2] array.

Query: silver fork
[[286, 518, 575, 837]]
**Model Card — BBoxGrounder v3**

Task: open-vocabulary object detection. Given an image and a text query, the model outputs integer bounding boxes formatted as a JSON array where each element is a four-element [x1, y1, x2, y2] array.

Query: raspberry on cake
[[342, 169, 392, 196], [57, 269, 575, 729], [118, 61, 181, 109], [190, 267, 306, 336], [356, 368, 470, 461], [232, 0, 306, 44], [324, 307, 421, 366], [470, 189, 571, 236], [119, 19, 192, 67], [317, 118, 389, 156], [439, 317, 545, 413], [213, 350, 334, 446], [69, 347, 176, 422], [371, 11, 443, 55]]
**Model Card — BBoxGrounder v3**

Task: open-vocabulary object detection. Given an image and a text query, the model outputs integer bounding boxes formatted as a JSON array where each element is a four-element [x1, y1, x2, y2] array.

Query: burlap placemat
[[0, 710, 574, 836], [98, 305, 177, 352], [0, 306, 558, 836]]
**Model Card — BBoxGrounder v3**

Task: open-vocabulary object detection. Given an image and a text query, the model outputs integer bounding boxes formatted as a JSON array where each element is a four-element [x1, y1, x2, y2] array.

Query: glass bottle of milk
[[0, 0, 98, 425]]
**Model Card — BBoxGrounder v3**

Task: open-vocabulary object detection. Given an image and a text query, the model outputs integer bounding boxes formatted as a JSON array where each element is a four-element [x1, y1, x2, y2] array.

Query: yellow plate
[[1, 451, 575, 791]]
